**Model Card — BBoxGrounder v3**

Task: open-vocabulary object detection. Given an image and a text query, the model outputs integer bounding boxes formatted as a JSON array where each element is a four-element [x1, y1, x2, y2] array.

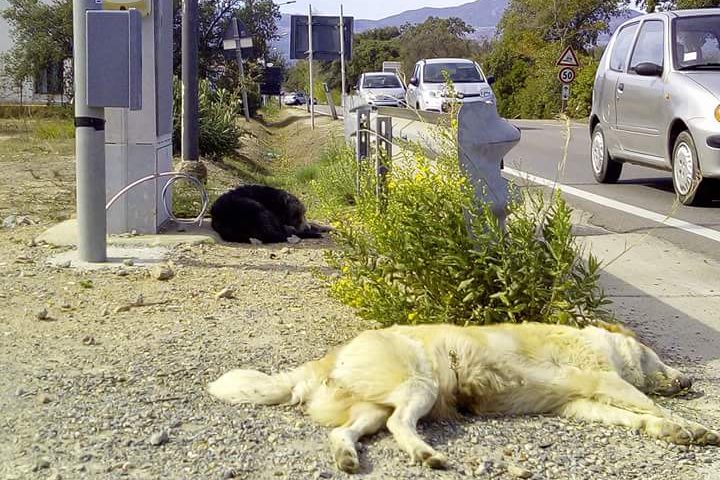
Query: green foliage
[[307, 143, 358, 218], [485, 0, 619, 119], [172, 77, 243, 159], [316, 122, 612, 327], [399, 17, 477, 78], [1, 0, 72, 91], [171, 0, 280, 78]]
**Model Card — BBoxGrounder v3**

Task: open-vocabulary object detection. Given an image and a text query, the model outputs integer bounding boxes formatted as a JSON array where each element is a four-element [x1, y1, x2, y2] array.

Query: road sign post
[[556, 46, 579, 114]]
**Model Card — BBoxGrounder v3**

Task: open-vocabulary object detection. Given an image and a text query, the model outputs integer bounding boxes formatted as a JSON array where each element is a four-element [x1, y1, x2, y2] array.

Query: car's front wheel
[[672, 131, 709, 206], [591, 124, 623, 183]]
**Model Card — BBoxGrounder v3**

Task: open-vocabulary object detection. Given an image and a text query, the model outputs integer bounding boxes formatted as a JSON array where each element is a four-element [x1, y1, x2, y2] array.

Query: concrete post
[[323, 82, 338, 120], [182, 0, 200, 161], [308, 5, 315, 129], [339, 4, 346, 108], [457, 102, 520, 228], [233, 21, 251, 123], [375, 116, 392, 203], [355, 106, 371, 195], [73, 0, 106, 262]]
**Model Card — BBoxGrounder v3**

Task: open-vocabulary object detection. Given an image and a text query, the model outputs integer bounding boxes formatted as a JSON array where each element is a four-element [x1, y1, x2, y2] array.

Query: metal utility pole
[[73, 0, 106, 262], [233, 19, 251, 122], [182, 0, 200, 161], [308, 4, 315, 129], [340, 4, 346, 107]]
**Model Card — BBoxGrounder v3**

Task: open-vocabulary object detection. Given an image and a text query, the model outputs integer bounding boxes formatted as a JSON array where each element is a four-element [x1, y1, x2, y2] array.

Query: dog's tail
[[207, 352, 336, 406]]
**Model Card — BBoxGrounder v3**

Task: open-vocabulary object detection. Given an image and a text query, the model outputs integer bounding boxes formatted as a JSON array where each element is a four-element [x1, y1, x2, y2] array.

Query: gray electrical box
[[86, 9, 142, 110]]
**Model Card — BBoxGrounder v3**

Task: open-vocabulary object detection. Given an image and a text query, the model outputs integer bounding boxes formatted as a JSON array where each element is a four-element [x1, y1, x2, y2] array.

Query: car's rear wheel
[[672, 131, 709, 206], [591, 124, 622, 183]]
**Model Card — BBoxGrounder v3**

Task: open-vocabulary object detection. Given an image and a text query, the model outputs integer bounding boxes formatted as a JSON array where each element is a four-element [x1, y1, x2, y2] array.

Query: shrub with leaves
[[172, 77, 243, 160], [320, 120, 612, 328]]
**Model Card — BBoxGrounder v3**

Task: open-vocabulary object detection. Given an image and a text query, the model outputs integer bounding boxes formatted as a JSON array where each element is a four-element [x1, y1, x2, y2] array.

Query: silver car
[[590, 9, 720, 205], [406, 58, 495, 112], [356, 72, 406, 108]]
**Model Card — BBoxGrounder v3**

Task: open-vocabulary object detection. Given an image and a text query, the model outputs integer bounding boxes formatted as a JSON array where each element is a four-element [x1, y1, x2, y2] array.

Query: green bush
[[172, 77, 243, 159], [319, 123, 612, 327]]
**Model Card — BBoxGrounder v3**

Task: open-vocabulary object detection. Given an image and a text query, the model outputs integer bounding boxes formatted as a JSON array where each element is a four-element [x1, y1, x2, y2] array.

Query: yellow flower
[[408, 312, 418, 322]]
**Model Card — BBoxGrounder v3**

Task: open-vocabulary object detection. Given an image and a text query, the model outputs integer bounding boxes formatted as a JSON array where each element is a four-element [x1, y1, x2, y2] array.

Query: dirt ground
[[1, 111, 719, 480]]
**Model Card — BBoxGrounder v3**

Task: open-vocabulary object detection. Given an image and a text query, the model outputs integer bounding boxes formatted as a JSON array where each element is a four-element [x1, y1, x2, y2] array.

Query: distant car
[[283, 92, 306, 106], [356, 72, 406, 107], [590, 9, 720, 205], [405, 58, 495, 112]]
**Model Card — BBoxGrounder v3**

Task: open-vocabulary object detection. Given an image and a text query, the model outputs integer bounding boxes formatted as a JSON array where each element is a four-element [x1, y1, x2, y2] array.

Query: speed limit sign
[[558, 67, 576, 84]]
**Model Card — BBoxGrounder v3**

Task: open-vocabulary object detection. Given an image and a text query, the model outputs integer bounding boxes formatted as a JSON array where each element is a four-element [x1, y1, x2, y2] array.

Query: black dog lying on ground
[[210, 185, 327, 244]]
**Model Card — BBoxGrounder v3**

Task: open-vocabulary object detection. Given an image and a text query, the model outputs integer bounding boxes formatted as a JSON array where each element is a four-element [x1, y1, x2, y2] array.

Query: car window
[[630, 20, 664, 71], [412, 64, 420, 81], [673, 15, 720, 69], [362, 75, 402, 89], [610, 23, 639, 72], [423, 63, 484, 83]]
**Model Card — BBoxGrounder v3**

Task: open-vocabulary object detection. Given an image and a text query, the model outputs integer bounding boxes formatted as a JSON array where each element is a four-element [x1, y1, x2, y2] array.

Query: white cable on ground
[[105, 172, 210, 227]]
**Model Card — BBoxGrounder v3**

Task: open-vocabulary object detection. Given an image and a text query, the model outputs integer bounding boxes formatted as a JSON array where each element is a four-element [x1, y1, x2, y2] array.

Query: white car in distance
[[406, 58, 495, 112], [356, 72, 406, 108]]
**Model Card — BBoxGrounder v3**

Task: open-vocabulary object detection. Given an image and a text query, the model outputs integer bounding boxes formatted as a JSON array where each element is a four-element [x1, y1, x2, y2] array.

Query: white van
[[405, 58, 495, 112]]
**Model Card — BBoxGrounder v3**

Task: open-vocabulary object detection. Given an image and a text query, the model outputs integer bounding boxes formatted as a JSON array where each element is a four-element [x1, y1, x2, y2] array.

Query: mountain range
[[275, 0, 641, 59]]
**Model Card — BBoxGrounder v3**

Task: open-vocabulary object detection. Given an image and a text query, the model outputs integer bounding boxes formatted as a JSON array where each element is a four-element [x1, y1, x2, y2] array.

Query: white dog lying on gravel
[[208, 322, 719, 473]]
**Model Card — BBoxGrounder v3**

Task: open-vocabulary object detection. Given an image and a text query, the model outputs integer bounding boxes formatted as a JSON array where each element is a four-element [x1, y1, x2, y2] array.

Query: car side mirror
[[634, 62, 663, 77], [486, 75, 495, 85], [409, 77, 419, 87]]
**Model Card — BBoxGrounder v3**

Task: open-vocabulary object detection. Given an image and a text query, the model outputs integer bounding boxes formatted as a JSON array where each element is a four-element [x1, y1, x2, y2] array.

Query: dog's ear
[[593, 320, 636, 338]]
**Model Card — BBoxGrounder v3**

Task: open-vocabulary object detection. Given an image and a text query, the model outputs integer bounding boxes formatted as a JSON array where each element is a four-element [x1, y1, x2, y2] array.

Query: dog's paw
[[656, 420, 693, 445], [684, 422, 720, 446], [412, 448, 448, 470], [334, 448, 360, 474]]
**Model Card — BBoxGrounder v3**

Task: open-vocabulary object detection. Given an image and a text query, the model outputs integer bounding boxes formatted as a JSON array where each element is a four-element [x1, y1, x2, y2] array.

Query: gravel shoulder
[[1, 113, 719, 480]]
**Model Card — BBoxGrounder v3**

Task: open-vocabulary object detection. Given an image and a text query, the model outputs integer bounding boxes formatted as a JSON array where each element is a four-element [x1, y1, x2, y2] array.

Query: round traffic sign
[[558, 67, 576, 84]]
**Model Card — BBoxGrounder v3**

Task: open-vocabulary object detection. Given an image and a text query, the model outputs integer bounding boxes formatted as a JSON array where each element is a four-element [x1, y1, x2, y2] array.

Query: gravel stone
[[152, 265, 175, 281], [149, 431, 169, 446]]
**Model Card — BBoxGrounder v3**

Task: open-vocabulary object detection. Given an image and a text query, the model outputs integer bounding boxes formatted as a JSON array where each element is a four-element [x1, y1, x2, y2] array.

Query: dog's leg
[[329, 402, 390, 473], [567, 370, 665, 416], [557, 399, 719, 446], [385, 381, 447, 469]]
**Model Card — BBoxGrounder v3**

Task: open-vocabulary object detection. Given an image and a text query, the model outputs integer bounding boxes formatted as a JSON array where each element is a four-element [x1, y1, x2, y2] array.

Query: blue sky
[[278, 0, 471, 20]]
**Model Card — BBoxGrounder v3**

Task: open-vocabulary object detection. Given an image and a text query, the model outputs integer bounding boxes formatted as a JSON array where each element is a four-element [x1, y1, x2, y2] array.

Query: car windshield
[[673, 15, 720, 70], [362, 75, 402, 88], [423, 63, 484, 83]]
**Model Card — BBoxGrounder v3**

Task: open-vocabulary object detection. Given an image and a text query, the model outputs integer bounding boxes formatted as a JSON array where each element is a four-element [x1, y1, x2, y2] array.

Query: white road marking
[[503, 167, 720, 243]]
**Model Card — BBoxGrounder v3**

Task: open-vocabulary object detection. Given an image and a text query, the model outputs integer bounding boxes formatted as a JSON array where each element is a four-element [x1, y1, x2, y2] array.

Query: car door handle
[[617, 83, 624, 93]]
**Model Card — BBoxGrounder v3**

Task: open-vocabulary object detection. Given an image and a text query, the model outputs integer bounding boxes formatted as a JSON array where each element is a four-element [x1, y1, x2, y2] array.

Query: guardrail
[[342, 95, 520, 227]]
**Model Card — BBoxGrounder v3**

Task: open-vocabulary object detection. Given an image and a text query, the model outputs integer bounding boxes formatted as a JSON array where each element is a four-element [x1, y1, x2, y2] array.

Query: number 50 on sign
[[558, 67, 576, 84]]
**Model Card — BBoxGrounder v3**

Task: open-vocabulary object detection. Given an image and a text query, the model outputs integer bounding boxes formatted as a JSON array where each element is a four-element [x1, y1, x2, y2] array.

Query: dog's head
[[282, 193, 310, 231]]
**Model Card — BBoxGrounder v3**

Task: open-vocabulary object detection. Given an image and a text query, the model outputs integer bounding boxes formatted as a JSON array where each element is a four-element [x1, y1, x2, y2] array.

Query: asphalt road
[[506, 120, 720, 261], [305, 105, 720, 261]]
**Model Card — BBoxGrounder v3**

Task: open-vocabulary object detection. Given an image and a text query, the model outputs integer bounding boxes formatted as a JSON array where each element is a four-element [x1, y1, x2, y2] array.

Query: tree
[[399, 17, 477, 78], [1, 0, 73, 93], [322, 26, 402, 92], [172, 0, 281, 78], [486, 0, 622, 118]]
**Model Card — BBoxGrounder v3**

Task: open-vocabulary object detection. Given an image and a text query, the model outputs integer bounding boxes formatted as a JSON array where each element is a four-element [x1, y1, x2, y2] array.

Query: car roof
[[616, 7, 720, 28], [420, 58, 475, 65], [362, 72, 400, 77], [667, 7, 720, 18]]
